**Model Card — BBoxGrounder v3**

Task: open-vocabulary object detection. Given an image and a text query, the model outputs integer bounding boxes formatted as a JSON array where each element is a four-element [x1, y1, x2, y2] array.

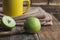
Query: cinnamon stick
[[14, 7, 45, 20], [16, 18, 51, 23], [16, 19, 51, 26]]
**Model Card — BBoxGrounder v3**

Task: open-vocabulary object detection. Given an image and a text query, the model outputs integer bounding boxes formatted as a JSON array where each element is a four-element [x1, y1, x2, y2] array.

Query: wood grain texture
[[38, 15, 60, 40], [0, 6, 59, 40], [0, 13, 59, 40], [0, 34, 39, 40], [0, 0, 59, 40]]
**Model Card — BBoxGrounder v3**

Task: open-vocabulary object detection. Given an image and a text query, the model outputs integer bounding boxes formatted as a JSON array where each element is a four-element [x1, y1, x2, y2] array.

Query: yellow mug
[[3, 0, 30, 17]]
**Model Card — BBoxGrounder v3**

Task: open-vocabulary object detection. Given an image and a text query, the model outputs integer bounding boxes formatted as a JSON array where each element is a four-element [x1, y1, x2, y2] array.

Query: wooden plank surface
[[0, 7, 59, 40], [38, 15, 60, 40], [0, 13, 59, 40], [0, 34, 39, 40]]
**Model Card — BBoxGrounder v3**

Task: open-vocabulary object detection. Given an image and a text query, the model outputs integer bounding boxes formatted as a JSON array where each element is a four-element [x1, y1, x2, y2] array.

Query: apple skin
[[1, 16, 16, 30], [24, 17, 41, 33]]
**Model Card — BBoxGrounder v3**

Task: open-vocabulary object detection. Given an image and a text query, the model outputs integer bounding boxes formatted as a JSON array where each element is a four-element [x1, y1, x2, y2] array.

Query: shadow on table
[[53, 14, 60, 22]]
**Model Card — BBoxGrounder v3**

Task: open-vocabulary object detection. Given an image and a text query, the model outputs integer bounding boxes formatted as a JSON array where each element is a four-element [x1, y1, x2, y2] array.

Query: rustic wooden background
[[31, 0, 60, 5], [0, 0, 60, 5]]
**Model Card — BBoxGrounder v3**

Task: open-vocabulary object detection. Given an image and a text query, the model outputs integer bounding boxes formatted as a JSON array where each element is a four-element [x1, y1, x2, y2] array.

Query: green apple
[[24, 17, 41, 33], [1, 16, 16, 30]]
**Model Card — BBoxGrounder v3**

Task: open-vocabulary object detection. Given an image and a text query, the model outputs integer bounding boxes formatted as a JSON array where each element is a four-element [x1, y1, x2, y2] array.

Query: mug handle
[[23, 0, 30, 13]]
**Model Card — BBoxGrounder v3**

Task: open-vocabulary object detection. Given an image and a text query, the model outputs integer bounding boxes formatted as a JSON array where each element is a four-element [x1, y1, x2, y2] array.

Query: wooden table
[[0, 7, 60, 40], [38, 16, 60, 40], [0, 15, 59, 40]]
